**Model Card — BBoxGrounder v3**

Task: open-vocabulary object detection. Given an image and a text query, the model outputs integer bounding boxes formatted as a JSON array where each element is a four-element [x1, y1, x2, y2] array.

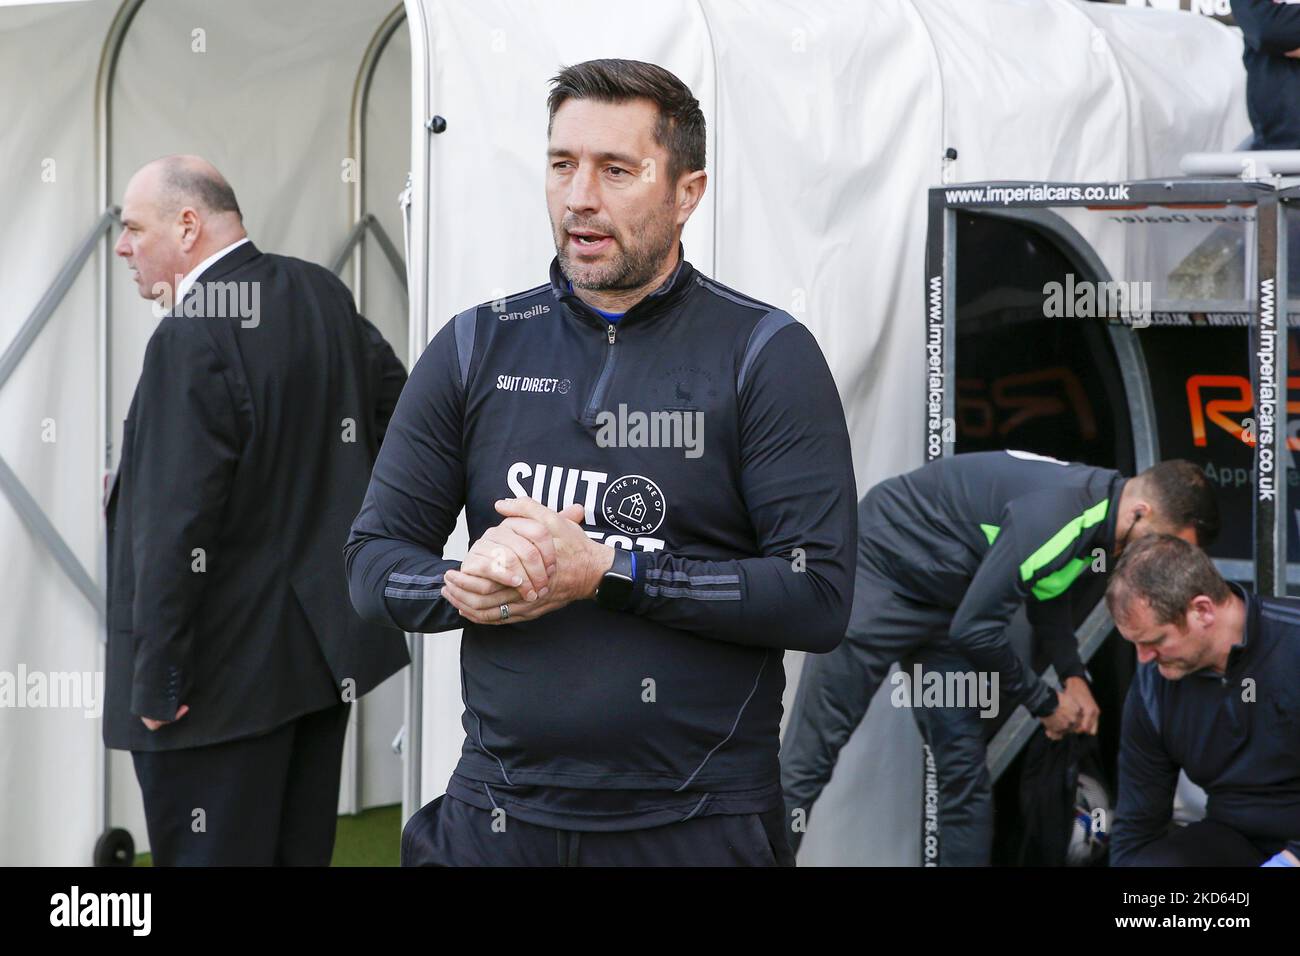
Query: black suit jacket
[[104, 241, 410, 751]]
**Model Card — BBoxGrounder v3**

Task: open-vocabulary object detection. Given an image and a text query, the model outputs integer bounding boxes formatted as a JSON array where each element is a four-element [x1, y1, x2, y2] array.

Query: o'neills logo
[[498, 303, 550, 322]]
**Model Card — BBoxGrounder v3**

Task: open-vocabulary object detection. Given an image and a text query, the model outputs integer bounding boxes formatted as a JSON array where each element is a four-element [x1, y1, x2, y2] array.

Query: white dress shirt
[[174, 236, 251, 306]]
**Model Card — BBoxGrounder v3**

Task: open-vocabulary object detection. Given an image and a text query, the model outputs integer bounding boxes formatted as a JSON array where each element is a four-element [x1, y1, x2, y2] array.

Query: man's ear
[[1188, 594, 1216, 631], [177, 207, 201, 254], [674, 170, 707, 225]]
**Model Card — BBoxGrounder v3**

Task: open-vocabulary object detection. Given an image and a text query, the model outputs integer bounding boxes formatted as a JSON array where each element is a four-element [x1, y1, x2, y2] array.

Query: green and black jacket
[[859, 450, 1124, 717]]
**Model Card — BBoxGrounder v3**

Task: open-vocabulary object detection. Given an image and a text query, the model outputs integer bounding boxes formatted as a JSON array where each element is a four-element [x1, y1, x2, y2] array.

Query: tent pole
[[0, 210, 120, 617], [93, 0, 145, 859], [402, 0, 433, 829], [350, 3, 408, 318], [693, 0, 720, 268], [329, 214, 407, 293], [336, 2, 409, 820]]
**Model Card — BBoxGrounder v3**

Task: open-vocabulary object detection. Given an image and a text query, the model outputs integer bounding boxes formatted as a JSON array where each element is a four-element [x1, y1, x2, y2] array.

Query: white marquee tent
[[0, 0, 1248, 865]]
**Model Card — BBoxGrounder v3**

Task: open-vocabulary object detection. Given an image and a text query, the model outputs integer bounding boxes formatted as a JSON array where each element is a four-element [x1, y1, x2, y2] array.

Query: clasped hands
[[442, 498, 617, 625], [143, 500, 612, 727], [1040, 675, 1101, 741]]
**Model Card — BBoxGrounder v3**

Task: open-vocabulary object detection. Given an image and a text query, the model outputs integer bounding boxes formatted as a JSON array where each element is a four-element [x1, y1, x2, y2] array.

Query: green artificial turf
[[133, 803, 402, 867], [330, 803, 402, 867]]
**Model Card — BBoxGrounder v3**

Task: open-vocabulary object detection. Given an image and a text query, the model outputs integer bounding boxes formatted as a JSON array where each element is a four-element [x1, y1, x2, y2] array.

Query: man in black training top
[[1106, 534, 1300, 867], [346, 59, 857, 866], [781, 451, 1218, 865]]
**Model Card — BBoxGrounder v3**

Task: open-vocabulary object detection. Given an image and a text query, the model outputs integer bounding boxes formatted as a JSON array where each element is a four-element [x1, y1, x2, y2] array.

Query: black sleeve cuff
[[1025, 680, 1058, 718]]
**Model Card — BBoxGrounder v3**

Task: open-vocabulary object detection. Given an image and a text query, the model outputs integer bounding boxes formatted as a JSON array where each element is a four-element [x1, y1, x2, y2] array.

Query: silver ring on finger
[[500, 603, 511, 622]]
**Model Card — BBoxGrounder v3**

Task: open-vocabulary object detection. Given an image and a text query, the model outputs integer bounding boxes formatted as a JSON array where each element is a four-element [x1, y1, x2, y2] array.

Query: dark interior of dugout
[[947, 209, 1263, 865]]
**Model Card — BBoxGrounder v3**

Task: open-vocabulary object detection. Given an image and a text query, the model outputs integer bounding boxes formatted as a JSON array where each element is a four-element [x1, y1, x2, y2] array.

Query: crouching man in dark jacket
[[782, 452, 1219, 865], [1107, 534, 1300, 867]]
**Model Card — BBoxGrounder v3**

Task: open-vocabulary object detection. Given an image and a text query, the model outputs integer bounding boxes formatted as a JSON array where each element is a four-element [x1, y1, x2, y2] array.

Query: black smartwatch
[[1030, 684, 1060, 719], [595, 547, 635, 611]]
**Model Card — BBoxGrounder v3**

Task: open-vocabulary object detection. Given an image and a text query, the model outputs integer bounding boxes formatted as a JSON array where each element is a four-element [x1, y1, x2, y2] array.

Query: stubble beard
[[555, 202, 678, 293]]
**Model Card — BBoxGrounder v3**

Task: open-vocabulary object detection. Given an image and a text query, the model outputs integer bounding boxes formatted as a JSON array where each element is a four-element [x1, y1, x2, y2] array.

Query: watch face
[[597, 548, 635, 609], [598, 573, 633, 609]]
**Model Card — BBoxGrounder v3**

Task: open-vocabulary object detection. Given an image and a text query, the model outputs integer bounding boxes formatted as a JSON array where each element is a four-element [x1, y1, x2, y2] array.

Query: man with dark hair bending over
[[1107, 534, 1300, 867], [783, 452, 1220, 865]]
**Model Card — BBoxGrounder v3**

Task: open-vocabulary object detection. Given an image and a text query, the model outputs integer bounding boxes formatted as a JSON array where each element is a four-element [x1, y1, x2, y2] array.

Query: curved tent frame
[[0, 0, 414, 858]]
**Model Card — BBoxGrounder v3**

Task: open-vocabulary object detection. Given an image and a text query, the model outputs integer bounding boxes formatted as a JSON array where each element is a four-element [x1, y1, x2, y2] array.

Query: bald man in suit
[[104, 155, 409, 865]]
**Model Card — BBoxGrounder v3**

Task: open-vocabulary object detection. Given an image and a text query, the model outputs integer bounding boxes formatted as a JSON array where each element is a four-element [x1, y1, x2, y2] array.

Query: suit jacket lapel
[[194, 240, 260, 285], [109, 243, 260, 509]]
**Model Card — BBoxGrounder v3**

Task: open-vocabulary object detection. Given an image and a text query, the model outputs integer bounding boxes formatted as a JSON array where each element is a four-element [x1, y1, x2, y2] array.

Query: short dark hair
[[546, 58, 706, 183], [1134, 459, 1220, 547], [1105, 533, 1231, 627], [160, 160, 242, 221]]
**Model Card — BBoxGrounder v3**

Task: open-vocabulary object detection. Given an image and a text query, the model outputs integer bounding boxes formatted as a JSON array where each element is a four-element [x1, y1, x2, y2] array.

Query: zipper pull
[[607, 324, 616, 345]]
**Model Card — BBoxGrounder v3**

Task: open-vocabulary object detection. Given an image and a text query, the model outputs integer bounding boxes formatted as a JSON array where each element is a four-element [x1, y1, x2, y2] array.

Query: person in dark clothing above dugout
[[1231, 0, 1300, 150], [1106, 534, 1300, 867]]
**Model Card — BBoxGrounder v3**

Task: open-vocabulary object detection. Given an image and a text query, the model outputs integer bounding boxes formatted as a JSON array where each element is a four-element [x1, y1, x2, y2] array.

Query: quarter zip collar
[[550, 242, 695, 331]]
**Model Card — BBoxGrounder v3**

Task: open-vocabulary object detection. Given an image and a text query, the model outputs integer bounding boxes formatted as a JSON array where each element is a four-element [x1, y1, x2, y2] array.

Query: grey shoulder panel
[[500, 282, 551, 307], [1135, 662, 1161, 733], [737, 309, 796, 393], [453, 306, 478, 390]]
